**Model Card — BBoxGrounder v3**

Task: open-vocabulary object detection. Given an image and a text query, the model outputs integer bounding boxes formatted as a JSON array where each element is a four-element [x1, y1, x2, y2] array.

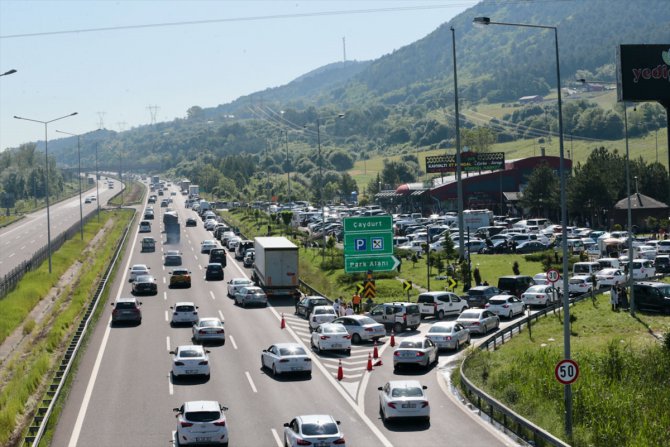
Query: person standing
[[345, 304, 354, 316], [610, 285, 619, 311], [339, 302, 347, 317], [619, 285, 629, 311], [333, 299, 341, 316], [352, 292, 362, 314]]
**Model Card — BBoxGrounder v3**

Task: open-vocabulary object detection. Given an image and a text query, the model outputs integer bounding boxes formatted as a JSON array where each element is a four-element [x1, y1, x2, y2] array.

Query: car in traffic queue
[[515, 240, 548, 254], [595, 268, 627, 287], [485, 294, 525, 319], [140, 237, 156, 253], [393, 337, 438, 371], [630, 258, 656, 280], [128, 264, 150, 282], [131, 274, 157, 295], [173, 401, 228, 447], [205, 263, 224, 281], [464, 285, 502, 308], [208, 248, 227, 267], [310, 323, 351, 354], [567, 275, 597, 295], [192, 318, 225, 344], [378, 380, 430, 423], [138, 220, 151, 233], [296, 296, 331, 318], [308, 305, 338, 331], [185, 217, 197, 227], [416, 291, 468, 320], [170, 302, 199, 326], [283, 414, 345, 447], [234, 285, 268, 307], [169, 268, 192, 288], [455, 309, 500, 335], [521, 284, 558, 307], [163, 250, 182, 266], [227, 278, 254, 297], [425, 321, 470, 350], [261, 343, 312, 377], [170, 345, 210, 379], [243, 251, 254, 268], [368, 302, 421, 333], [331, 315, 385, 344], [201, 239, 219, 254], [110, 297, 142, 325]]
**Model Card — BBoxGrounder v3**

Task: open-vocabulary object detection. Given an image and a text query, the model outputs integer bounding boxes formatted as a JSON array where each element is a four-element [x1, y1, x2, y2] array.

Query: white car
[[200, 239, 219, 254], [261, 343, 312, 376], [308, 305, 337, 331], [283, 414, 345, 447], [393, 337, 438, 371], [533, 272, 549, 285], [331, 315, 386, 343], [521, 285, 558, 307], [204, 218, 218, 230], [595, 268, 627, 287], [456, 309, 500, 335], [568, 275, 597, 295], [174, 401, 228, 446], [631, 258, 655, 279], [485, 294, 525, 319], [170, 345, 210, 378], [192, 318, 225, 344], [234, 285, 268, 307], [170, 302, 199, 325], [227, 236, 241, 250], [227, 277, 254, 297], [128, 264, 150, 282], [425, 321, 470, 350], [310, 323, 351, 354], [378, 380, 430, 423]]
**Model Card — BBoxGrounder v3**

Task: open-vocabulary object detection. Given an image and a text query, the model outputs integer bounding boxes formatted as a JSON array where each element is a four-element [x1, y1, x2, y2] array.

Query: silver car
[[192, 318, 225, 344], [456, 309, 500, 335], [393, 337, 438, 371], [261, 343, 312, 376], [227, 277, 254, 297], [331, 315, 385, 344], [309, 305, 337, 331], [234, 285, 268, 307], [425, 322, 470, 350]]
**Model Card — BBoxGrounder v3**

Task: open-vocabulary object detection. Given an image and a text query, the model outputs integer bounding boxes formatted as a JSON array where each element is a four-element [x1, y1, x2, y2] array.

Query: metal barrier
[[22, 211, 134, 446]]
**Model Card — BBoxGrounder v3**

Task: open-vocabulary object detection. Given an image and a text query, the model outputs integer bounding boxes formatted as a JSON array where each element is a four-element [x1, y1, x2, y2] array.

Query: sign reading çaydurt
[[425, 151, 505, 174], [617, 44, 670, 102]]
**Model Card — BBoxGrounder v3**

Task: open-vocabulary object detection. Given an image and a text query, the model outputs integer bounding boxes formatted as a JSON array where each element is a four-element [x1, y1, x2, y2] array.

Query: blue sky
[[0, 0, 474, 151]]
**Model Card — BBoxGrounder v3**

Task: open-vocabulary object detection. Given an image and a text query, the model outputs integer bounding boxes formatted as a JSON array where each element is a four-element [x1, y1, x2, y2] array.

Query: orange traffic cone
[[337, 360, 344, 381], [280, 313, 286, 329], [373, 341, 379, 359], [390, 329, 395, 347], [374, 359, 383, 367], [367, 353, 373, 371]]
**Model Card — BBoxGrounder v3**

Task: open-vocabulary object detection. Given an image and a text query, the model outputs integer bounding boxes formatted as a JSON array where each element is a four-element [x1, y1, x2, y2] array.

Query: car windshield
[[200, 320, 221, 328], [323, 326, 346, 334], [301, 422, 339, 436], [357, 317, 377, 325], [459, 311, 480, 319], [488, 298, 508, 305], [175, 306, 195, 312], [174, 270, 188, 275], [279, 347, 307, 356], [185, 411, 220, 423], [179, 349, 202, 358], [569, 278, 585, 284], [115, 302, 136, 309], [391, 387, 424, 398], [468, 290, 484, 296], [136, 275, 152, 282], [398, 341, 422, 348], [429, 325, 453, 333], [314, 308, 335, 315], [526, 286, 545, 293]]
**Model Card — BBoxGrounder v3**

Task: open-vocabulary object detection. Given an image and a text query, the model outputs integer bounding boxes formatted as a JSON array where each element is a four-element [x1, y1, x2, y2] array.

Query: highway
[[0, 177, 121, 278], [51, 183, 516, 447]]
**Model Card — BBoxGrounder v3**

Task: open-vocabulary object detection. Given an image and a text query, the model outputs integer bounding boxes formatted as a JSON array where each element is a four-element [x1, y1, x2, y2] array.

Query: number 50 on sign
[[555, 359, 579, 385]]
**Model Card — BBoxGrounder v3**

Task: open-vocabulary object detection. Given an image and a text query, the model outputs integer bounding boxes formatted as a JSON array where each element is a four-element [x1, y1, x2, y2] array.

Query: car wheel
[[380, 404, 387, 423], [393, 322, 403, 334], [352, 333, 362, 344], [455, 339, 460, 351], [273, 364, 279, 376], [242, 302, 247, 309], [508, 310, 513, 319], [437, 310, 444, 320]]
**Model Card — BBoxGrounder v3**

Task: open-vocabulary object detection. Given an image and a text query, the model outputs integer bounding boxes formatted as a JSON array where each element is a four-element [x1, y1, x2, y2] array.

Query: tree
[[519, 162, 560, 219], [461, 127, 496, 153]]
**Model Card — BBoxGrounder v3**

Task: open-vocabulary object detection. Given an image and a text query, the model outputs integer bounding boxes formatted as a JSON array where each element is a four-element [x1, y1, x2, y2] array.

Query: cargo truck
[[180, 179, 191, 194], [189, 184, 199, 198], [163, 211, 181, 244], [252, 237, 299, 298]]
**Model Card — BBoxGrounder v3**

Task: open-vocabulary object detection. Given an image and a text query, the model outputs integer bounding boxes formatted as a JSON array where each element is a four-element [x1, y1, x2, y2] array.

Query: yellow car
[[169, 269, 192, 288]]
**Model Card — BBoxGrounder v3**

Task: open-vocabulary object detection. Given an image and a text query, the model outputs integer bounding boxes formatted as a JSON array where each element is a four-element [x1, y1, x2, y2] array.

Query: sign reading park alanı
[[425, 151, 505, 174]]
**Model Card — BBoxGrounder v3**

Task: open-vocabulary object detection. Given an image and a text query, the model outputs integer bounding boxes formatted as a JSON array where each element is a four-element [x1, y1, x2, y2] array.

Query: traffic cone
[[390, 329, 395, 347], [367, 353, 373, 371], [280, 313, 286, 329], [373, 341, 379, 359], [374, 359, 383, 367], [337, 360, 344, 381]]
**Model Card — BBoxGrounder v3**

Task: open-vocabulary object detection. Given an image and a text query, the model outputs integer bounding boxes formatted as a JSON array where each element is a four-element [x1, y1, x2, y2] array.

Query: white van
[[597, 258, 621, 270], [572, 261, 602, 276], [630, 259, 655, 279]]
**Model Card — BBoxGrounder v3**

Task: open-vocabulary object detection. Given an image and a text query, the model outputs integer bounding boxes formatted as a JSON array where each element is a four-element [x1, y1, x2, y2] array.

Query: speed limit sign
[[546, 269, 560, 284], [555, 359, 579, 384]]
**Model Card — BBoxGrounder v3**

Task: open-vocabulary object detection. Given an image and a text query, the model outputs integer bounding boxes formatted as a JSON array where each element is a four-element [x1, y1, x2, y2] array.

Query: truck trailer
[[252, 237, 299, 298], [189, 184, 200, 198]]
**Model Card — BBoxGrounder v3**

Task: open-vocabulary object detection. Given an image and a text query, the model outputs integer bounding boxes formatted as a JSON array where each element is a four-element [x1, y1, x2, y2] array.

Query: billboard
[[617, 44, 670, 102], [425, 151, 505, 173]]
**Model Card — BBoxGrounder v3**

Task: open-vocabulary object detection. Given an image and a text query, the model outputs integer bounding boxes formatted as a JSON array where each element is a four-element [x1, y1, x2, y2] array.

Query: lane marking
[[218, 310, 225, 322], [209, 291, 216, 301], [163, 291, 167, 301], [229, 335, 238, 350], [271, 428, 282, 447], [19, 245, 25, 250], [245, 371, 257, 393], [162, 277, 166, 284], [165, 310, 168, 322], [194, 254, 198, 261], [166, 336, 171, 352], [168, 374, 174, 395], [8, 253, 15, 258], [198, 264, 203, 270]]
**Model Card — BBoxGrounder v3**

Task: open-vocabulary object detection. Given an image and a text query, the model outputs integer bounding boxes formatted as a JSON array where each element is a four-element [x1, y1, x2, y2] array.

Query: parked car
[[521, 285, 558, 307], [170, 302, 199, 326], [111, 297, 142, 325], [568, 275, 597, 295], [485, 294, 525, 319], [425, 322, 470, 350], [393, 337, 438, 371], [131, 274, 157, 295], [464, 285, 502, 308], [283, 415, 344, 447], [378, 380, 430, 423], [416, 291, 468, 320], [331, 315, 385, 343], [515, 240, 548, 253], [173, 401, 228, 446], [497, 275, 535, 297], [655, 255, 670, 274], [630, 258, 656, 279], [633, 281, 670, 314], [456, 309, 500, 335], [261, 343, 312, 377]]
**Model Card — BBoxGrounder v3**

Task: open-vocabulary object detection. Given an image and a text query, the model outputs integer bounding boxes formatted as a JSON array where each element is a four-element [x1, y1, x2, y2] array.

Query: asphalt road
[[0, 177, 121, 278], [51, 184, 517, 447]]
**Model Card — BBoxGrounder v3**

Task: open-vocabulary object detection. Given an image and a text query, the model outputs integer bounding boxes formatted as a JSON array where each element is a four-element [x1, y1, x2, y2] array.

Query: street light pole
[[56, 130, 84, 240], [285, 130, 291, 203], [95, 142, 100, 222], [473, 16, 572, 440], [14, 112, 78, 273], [451, 26, 465, 261], [317, 117, 325, 261], [623, 105, 635, 315]]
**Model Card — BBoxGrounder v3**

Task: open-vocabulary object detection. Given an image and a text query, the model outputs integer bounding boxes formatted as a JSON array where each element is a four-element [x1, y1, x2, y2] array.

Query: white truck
[[189, 184, 199, 198], [462, 209, 494, 231], [252, 237, 300, 299], [180, 179, 191, 194]]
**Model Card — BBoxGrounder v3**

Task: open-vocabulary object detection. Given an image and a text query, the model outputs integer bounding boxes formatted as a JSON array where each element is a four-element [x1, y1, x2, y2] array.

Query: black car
[[465, 286, 502, 308], [209, 248, 227, 267], [164, 251, 182, 266], [185, 217, 197, 227], [296, 296, 331, 318], [132, 274, 158, 295], [633, 281, 670, 313], [655, 255, 670, 274], [205, 263, 224, 281]]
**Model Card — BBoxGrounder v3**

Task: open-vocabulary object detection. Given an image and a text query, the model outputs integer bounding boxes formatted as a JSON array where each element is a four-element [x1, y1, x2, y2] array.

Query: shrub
[[512, 261, 520, 275]]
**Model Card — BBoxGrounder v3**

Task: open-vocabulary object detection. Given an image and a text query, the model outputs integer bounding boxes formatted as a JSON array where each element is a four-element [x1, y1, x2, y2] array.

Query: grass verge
[[108, 180, 146, 206]]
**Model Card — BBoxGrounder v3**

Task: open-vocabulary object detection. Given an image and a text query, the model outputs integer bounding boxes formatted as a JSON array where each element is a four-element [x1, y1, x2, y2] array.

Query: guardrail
[[22, 211, 134, 446]]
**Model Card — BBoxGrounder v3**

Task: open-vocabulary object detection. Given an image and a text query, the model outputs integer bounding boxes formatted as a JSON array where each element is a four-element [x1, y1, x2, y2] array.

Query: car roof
[[176, 344, 204, 352], [172, 268, 189, 273], [296, 414, 336, 425], [490, 294, 516, 299], [431, 321, 457, 328], [183, 400, 221, 412], [197, 317, 222, 323], [398, 336, 428, 343], [174, 301, 196, 307], [115, 297, 138, 304], [273, 342, 304, 350], [387, 380, 423, 389], [166, 250, 180, 255], [313, 305, 334, 311], [131, 264, 148, 269], [338, 314, 374, 321]]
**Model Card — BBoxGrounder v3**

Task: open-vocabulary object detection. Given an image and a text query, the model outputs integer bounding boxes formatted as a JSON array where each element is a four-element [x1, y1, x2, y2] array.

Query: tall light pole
[[623, 104, 635, 316], [14, 112, 78, 273], [95, 142, 100, 222], [56, 130, 84, 240], [451, 26, 465, 262], [473, 16, 572, 440], [285, 130, 291, 203]]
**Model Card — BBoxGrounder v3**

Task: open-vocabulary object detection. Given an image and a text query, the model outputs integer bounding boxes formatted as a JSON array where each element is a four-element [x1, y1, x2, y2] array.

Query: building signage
[[617, 44, 670, 102], [425, 152, 505, 173]]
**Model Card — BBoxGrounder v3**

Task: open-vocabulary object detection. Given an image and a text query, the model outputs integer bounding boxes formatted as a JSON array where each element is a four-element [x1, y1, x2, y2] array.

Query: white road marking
[[168, 374, 174, 395], [271, 428, 282, 447], [8, 253, 15, 258], [165, 310, 168, 322], [229, 335, 238, 350], [194, 254, 198, 260], [30, 239, 35, 243], [218, 310, 225, 322], [245, 371, 257, 393], [163, 291, 167, 301], [19, 245, 25, 250], [166, 336, 171, 352], [198, 264, 203, 270], [210, 291, 216, 300]]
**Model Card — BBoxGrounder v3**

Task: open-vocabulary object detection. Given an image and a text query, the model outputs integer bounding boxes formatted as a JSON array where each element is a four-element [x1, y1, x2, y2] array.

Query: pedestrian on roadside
[[610, 285, 619, 311], [619, 285, 629, 310], [339, 302, 347, 317], [333, 299, 341, 316], [352, 292, 362, 314], [345, 304, 354, 316]]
